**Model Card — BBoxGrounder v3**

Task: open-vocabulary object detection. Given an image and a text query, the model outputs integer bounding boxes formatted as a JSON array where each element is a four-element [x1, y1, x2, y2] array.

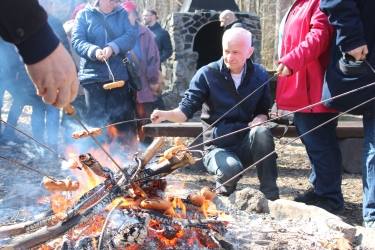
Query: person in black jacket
[[219, 10, 249, 31], [0, 0, 78, 108], [143, 8, 172, 110], [320, 0, 375, 228]]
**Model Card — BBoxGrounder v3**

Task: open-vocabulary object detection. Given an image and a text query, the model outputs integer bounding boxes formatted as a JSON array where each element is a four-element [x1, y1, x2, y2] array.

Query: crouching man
[[151, 28, 279, 200]]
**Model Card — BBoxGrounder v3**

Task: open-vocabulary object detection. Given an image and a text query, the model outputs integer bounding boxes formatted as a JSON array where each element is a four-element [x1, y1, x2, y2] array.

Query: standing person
[[71, 0, 136, 146], [0, 0, 78, 108], [276, 0, 343, 215], [276, 0, 344, 214], [121, 2, 160, 147], [151, 28, 279, 200], [219, 10, 249, 31], [143, 8, 172, 110], [320, 0, 375, 228]]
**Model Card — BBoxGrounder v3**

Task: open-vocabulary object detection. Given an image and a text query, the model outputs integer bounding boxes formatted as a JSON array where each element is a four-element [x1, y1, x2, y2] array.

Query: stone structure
[[159, 11, 262, 116]]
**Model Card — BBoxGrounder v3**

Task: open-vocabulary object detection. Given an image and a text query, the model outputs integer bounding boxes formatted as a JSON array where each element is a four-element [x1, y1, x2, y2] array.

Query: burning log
[[79, 153, 113, 180], [138, 137, 167, 168], [3, 177, 129, 249]]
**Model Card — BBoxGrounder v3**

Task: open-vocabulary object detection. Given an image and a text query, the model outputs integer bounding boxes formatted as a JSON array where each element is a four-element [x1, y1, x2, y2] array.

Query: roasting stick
[[0, 119, 70, 162], [212, 95, 375, 193], [63, 104, 148, 198], [102, 56, 125, 90], [0, 155, 57, 181]]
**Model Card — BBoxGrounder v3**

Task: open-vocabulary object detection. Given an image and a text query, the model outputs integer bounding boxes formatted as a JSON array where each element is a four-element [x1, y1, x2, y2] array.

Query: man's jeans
[[203, 126, 279, 198], [294, 112, 344, 209], [362, 107, 375, 223]]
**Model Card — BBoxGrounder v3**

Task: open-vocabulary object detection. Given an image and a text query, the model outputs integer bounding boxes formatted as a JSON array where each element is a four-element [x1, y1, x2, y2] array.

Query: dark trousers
[[294, 112, 344, 209], [135, 101, 155, 146]]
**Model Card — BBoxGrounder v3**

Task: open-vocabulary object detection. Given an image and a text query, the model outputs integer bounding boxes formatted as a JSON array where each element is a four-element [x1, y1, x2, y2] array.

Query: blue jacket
[[71, 4, 135, 85], [178, 57, 270, 149], [320, 0, 375, 114]]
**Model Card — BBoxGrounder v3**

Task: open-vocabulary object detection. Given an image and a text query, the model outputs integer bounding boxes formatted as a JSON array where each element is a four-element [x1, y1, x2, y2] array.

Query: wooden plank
[[143, 121, 364, 139]]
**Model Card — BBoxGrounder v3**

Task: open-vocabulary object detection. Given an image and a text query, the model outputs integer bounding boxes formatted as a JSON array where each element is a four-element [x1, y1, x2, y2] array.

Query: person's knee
[[250, 126, 273, 144]]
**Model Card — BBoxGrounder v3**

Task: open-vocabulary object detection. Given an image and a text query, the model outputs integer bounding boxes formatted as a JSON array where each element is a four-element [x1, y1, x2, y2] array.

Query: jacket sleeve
[[111, 11, 135, 56], [0, 0, 59, 64], [320, 0, 365, 52], [71, 11, 100, 61], [279, 2, 333, 73], [144, 28, 160, 85], [160, 30, 172, 63]]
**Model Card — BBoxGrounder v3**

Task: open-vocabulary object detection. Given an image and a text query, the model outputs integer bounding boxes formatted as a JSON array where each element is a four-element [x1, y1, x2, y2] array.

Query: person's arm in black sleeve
[[160, 30, 173, 63], [320, 0, 366, 54]]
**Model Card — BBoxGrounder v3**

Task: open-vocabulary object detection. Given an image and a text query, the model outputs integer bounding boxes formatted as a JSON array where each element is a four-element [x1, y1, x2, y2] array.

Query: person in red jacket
[[276, 0, 344, 214]]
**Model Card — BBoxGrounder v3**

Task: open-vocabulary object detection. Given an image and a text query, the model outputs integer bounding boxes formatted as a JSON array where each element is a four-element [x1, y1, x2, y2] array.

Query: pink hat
[[72, 4, 85, 19], [121, 1, 137, 13]]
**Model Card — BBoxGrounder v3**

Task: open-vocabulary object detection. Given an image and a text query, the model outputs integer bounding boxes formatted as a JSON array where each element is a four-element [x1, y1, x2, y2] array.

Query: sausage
[[67, 159, 79, 169], [103, 80, 125, 90], [174, 137, 184, 146], [140, 199, 173, 210], [200, 186, 215, 200], [72, 128, 102, 139], [43, 177, 80, 192], [188, 193, 205, 206]]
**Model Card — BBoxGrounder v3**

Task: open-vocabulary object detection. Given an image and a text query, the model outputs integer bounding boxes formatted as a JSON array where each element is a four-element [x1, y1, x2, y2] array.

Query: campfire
[[0, 137, 233, 249]]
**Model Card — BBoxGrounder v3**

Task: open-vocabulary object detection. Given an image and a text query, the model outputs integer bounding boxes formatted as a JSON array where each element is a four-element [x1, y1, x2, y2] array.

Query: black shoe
[[294, 186, 317, 205], [267, 196, 280, 201], [313, 198, 344, 215]]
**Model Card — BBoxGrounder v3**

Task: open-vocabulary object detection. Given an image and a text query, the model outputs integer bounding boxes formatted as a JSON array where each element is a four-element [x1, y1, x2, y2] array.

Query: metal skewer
[[0, 155, 57, 182]]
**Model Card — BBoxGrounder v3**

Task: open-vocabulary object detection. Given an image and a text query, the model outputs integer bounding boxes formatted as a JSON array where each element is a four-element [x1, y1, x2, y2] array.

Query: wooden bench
[[143, 121, 364, 174], [143, 121, 364, 139]]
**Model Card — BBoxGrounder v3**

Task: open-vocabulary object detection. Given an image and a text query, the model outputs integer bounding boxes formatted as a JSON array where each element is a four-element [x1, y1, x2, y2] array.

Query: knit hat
[[121, 1, 137, 13], [72, 4, 85, 19]]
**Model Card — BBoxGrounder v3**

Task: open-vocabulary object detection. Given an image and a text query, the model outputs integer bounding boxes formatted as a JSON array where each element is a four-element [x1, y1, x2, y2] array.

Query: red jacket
[[276, 0, 337, 113]]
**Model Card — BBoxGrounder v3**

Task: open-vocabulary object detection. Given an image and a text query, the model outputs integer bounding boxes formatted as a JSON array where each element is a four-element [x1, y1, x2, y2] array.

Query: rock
[[218, 187, 267, 213], [355, 226, 375, 249], [268, 199, 356, 242]]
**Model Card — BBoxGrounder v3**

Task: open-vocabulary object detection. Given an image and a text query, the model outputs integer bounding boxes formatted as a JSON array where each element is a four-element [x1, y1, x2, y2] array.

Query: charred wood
[[138, 137, 166, 169], [79, 153, 113, 180], [3, 178, 128, 249]]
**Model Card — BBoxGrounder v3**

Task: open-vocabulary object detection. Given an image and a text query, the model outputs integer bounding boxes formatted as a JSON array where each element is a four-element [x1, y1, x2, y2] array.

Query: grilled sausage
[[140, 199, 173, 210], [43, 177, 80, 192], [72, 128, 102, 139], [200, 186, 215, 200]]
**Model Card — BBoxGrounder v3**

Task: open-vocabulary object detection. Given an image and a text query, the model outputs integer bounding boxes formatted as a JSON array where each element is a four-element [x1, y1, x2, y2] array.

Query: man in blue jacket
[[320, 0, 375, 228], [151, 28, 279, 199]]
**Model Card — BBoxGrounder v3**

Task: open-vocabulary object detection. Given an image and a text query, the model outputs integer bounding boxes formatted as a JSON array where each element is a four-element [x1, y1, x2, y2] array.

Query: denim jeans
[[294, 112, 344, 209], [203, 126, 279, 198], [362, 106, 375, 223]]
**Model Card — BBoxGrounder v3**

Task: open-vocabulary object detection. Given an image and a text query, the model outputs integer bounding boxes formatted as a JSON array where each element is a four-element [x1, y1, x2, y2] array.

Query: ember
[[0, 137, 233, 249]]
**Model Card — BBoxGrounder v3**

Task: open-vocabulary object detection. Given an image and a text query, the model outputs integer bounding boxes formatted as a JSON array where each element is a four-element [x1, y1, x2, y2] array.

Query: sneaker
[[313, 198, 344, 215], [362, 220, 375, 229], [294, 186, 317, 205]]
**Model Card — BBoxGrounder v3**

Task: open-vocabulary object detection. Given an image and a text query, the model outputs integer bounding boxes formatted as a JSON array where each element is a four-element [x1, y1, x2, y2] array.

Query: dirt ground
[[0, 92, 364, 228]]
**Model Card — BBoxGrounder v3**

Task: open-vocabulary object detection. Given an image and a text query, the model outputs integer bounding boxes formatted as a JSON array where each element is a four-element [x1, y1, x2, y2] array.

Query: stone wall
[[159, 11, 262, 117]]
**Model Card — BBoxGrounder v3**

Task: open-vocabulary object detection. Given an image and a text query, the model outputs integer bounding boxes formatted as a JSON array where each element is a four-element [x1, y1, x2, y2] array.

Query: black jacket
[[0, 0, 59, 64], [148, 22, 172, 64], [223, 19, 249, 32], [320, 0, 375, 114]]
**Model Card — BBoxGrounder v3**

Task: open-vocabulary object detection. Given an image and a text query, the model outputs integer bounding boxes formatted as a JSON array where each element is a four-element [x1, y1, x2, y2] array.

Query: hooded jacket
[[71, 4, 135, 85], [132, 23, 160, 103], [276, 0, 336, 113], [320, 0, 375, 114], [178, 57, 270, 150]]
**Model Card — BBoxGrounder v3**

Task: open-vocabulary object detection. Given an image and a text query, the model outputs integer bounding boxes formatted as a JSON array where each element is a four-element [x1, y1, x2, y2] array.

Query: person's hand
[[95, 48, 104, 61], [149, 83, 159, 92], [248, 114, 268, 127], [150, 110, 167, 124], [348, 45, 368, 61], [276, 63, 291, 76], [25, 43, 79, 108], [102, 46, 113, 60]]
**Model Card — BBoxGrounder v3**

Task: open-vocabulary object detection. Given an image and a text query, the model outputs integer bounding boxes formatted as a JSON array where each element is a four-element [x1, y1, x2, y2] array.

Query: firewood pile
[[0, 137, 234, 250]]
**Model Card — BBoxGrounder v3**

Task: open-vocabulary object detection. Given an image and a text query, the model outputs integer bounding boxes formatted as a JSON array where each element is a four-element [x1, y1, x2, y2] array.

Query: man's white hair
[[222, 28, 252, 48]]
